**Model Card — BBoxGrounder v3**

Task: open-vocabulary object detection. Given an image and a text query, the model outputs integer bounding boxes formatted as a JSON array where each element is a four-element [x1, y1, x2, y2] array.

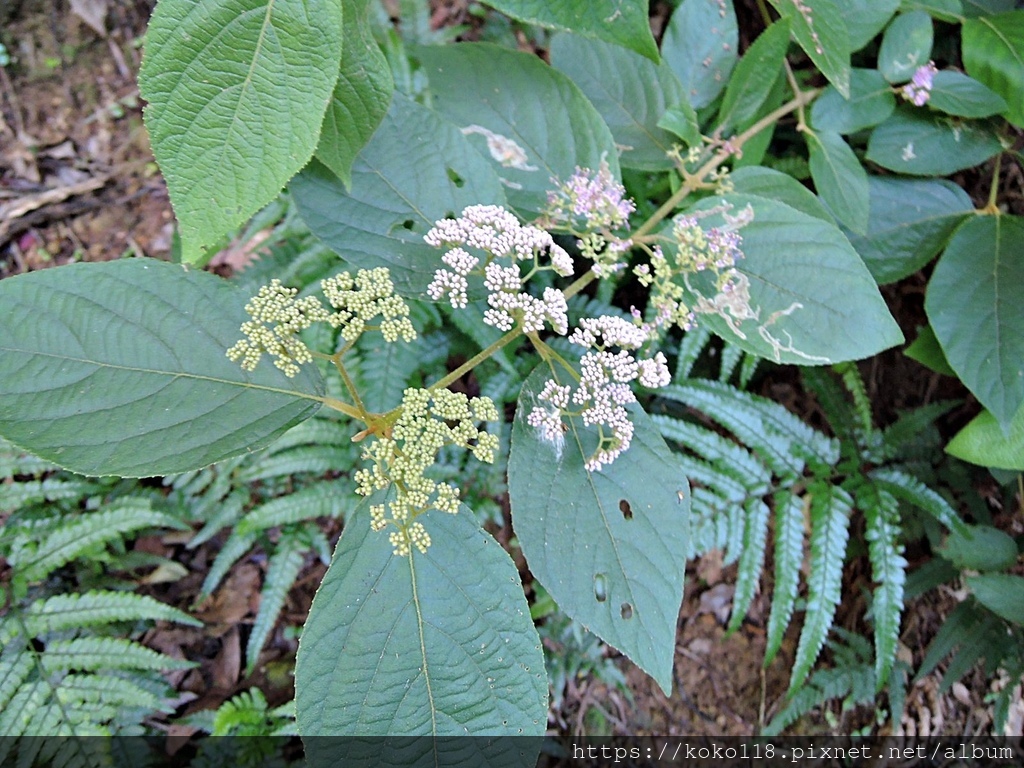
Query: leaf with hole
[[0, 259, 323, 477], [508, 365, 689, 694]]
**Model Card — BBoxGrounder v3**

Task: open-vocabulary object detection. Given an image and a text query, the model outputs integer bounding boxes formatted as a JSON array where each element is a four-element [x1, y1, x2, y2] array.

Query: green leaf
[[661, 0, 738, 109], [905, 325, 957, 376], [508, 365, 689, 694], [730, 167, 834, 223], [416, 43, 619, 217], [291, 94, 506, 296], [0, 259, 323, 477], [939, 524, 1019, 571], [22, 592, 202, 636], [805, 129, 870, 233], [727, 499, 769, 634], [962, 11, 1024, 127], [481, 0, 658, 61], [861, 484, 906, 688], [839, 0, 900, 51], [845, 177, 974, 284], [681, 194, 903, 364], [657, 104, 702, 149], [550, 33, 688, 170], [866, 107, 1003, 175], [295, 501, 547, 736], [878, 11, 934, 83], [790, 482, 851, 692], [926, 215, 1024, 428], [810, 69, 896, 134], [764, 492, 804, 666], [139, 0, 344, 264], [716, 20, 791, 134], [928, 71, 1008, 118], [964, 0, 1017, 16], [769, 0, 850, 97], [315, 0, 394, 186], [946, 403, 1024, 470], [965, 574, 1024, 625]]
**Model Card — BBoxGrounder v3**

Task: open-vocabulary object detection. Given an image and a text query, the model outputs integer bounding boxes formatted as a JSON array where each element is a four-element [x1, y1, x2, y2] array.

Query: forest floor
[[1, 0, 1021, 740]]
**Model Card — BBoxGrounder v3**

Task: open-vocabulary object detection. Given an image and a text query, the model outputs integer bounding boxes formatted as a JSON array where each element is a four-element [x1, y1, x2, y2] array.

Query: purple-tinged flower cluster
[[901, 61, 938, 106], [546, 158, 636, 232], [426, 205, 572, 336], [527, 315, 670, 473]]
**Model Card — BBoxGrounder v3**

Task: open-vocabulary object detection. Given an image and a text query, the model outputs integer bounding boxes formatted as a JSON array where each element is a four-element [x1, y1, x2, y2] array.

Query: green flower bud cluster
[[355, 387, 500, 556], [227, 269, 416, 377]]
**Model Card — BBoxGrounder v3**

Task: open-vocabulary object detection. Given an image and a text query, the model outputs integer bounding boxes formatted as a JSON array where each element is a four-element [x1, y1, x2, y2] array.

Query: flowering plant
[[0, 0, 1021, 746]]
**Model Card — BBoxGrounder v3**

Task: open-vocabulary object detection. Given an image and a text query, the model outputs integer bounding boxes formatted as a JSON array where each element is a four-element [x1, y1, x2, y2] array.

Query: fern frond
[[10, 499, 186, 583], [212, 688, 271, 736], [234, 479, 352, 537], [245, 526, 313, 673], [718, 340, 744, 383], [669, 451, 750, 506], [857, 483, 907, 688], [266, 418, 351, 453], [869, 468, 967, 536], [0, 437, 58, 477], [20, 591, 201, 635], [801, 366, 857, 445], [652, 414, 772, 496], [188, 487, 249, 549], [0, 478, 101, 511], [832, 362, 874, 435], [661, 380, 840, 478], [237, 446, 354, 483], [674, 325, 713, 381], [790, 482, 852, 692], [40, 637, 195, 674], [727, 499, 770, 634], [689, 486, 741, 556], [0, 642, 34, 712], [738, 351, 760, 389], [881, 401, 957, 459], [764, 492, 805, 666], [200, 531, 258, 597]]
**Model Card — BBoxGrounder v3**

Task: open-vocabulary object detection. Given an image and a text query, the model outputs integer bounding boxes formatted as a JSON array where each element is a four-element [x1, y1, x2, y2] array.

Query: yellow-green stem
[[633, 88, 820, 239], [982, 153, 1003, 214]]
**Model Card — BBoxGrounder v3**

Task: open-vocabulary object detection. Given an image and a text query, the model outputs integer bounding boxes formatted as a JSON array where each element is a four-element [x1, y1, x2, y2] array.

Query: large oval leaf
[[415, 43, 619, 216], [844, 177, 973, 285], [682, 194, 903, 364], [291, 93, 506, 296], [866, 108, 1004, 176], [809, 69, 895, 135], [946, 404, 1024, 470], [0, 259, 324, 476], [926, 215, 1024, 429], [805, 128, 869, 233], [296, 501, 547, 739], [768, 0, 850, 97], [508, 365, 690, 695], [550, 33, 689, 170], [139, 0, 343, 264], [480, 0, 658, 61]]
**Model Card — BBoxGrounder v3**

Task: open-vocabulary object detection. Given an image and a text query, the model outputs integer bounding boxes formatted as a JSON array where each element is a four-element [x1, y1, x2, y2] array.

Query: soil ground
[[1, 0, 1021, 740]]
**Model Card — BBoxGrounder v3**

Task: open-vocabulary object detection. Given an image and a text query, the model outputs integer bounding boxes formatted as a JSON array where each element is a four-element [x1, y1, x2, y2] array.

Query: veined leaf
[[550, 33, 691, 169], [769, 0, 850, 97], [946, 403, 1024, 470], [662, 0, 738, 109], [296, 501, 547, 738], [508, 365, 690, 694], [0, 259, 324, 476], [316, 0, 394, 186], [926, 215, 1024, 428], [716, 19, 791, 134], [962, 11, 1024, 126], [291, 93, 506, 296], [139, 0, 344, 263], [966, 574, 1024, 626], [680, 194, 903, 364], [866, 108, 1003, 176], [810, 69, 896, 135], [805, 129, 870, 233], [878, 11, 933, 83], [481, 0, 658, 61], [928, 71, 1008, 119], [839, 0, 900, 51], [416, 43, 620, 216]]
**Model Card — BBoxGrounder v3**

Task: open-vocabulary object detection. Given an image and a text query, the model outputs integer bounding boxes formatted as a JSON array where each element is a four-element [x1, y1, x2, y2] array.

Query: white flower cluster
[[528, 315, 670, 473], [425, 204, 572, 335], [355, 387, 499, 556], [227, 269, 416, 377]]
